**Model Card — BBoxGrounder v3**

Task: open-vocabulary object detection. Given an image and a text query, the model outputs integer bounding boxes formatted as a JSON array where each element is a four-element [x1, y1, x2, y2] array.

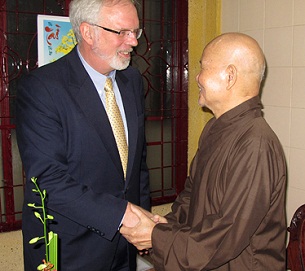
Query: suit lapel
[[66, 49, 124, 178], [116, 72, 139, 184]]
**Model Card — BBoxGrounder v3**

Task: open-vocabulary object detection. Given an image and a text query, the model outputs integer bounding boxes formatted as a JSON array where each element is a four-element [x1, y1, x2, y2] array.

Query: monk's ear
[[226, 64, 237, 90], [79, 22, 94, 45]]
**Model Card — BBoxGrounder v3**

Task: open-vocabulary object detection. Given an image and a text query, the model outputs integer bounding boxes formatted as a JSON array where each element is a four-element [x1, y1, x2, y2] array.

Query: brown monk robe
[[152, 96, 286, 270], [120, 32, 286, 271]]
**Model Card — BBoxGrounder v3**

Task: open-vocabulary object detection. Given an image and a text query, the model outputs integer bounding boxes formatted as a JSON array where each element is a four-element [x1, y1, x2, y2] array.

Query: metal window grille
[[0, 0, 188, 232], [135, 0, 188, 204]]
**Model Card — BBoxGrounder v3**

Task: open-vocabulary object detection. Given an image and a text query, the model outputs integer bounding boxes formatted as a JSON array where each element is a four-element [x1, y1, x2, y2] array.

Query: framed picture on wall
[[37, 14, 77, 67]]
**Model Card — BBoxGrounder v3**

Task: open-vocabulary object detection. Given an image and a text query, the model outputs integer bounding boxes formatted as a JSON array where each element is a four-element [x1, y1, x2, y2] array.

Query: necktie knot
[[104, 77, 113, 93]]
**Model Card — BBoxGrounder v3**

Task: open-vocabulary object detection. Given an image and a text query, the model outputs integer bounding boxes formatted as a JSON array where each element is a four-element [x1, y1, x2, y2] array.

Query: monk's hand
[[151, 214, 168, 224]]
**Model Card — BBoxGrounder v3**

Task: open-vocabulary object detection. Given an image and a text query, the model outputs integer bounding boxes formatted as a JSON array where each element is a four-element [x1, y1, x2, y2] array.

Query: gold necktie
[[104, 77, 128, 179]]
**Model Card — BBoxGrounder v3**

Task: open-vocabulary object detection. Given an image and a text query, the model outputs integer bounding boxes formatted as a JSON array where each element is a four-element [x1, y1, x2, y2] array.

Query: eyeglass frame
[[90, 23, 143, 39]]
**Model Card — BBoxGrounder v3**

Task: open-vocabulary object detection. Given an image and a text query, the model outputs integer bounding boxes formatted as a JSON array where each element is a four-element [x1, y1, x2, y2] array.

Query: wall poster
[[37, 14, 77, 67]]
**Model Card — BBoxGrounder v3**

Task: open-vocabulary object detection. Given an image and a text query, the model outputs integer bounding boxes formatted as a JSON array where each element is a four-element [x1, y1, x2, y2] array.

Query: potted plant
[[28, 177, 58, 271]]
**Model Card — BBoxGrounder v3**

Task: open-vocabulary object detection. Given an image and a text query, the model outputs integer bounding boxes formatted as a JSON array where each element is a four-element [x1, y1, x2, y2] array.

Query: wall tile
[[293, 25, 305, 66], [289, 148, 305, 190], [292, 67, 305, 108], [239, 0, 265, 31], [294, 0, 305, 25], [261, 67, 291, 107], [290, 108, 305, 149], [265, 0, 293, 28], [221, 0, 239, 32], [262, 105, 290, 148], [286, 186, 305, 222], [264, 27, 293, 67]]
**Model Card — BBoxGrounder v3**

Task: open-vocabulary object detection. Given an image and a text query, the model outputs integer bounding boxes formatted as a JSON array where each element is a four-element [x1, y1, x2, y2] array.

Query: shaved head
[[196, 32, 266, 118], [205, 33, 266, 91]]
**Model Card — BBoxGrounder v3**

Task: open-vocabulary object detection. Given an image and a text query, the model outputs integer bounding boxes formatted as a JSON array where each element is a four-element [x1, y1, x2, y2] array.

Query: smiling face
[[196, 46, 228, 114], [195, 33, 266, 118], [94, 2, 139, 69], [79, 1, 140, 75]]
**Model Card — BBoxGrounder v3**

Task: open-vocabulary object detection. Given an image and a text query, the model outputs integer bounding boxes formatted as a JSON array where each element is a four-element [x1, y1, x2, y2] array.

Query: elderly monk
[[121, 32, 287, 271]]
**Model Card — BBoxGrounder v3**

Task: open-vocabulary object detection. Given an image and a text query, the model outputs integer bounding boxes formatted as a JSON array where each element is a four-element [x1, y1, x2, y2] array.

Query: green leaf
[[31, 177, 37, 183], [48, 231, 54, 241], [34, 212, 42, 219], [29, 237, 40, 244], [32, 188, 38, 192], [27, 203, 36, 208], [37, 263, 47, 270], [49, 233, 58, 270], [47, 215, 54, 220]]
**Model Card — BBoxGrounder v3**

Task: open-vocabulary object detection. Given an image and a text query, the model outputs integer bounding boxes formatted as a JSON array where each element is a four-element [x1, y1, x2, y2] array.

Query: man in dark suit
[[16, 0, 150, 270]]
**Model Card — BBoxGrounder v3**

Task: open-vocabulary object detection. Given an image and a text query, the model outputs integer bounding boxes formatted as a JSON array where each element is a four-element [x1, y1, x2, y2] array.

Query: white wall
[[222, 0, 305, 224]]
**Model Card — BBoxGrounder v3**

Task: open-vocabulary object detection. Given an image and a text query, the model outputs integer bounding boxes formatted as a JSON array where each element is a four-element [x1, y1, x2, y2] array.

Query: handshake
[[120, 203, 168, 251]]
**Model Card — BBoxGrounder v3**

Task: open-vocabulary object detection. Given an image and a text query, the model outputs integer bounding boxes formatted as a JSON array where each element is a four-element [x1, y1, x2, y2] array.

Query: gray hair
[[69, 0, 139, 42]]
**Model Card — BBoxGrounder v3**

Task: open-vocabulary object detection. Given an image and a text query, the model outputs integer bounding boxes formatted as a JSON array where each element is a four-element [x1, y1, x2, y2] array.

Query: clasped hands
[[120, 203, 167, 251]]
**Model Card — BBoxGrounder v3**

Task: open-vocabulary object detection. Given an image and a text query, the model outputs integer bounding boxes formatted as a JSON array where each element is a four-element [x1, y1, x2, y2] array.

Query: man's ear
[[79, 22, 94, 45], [226, 64, 237, 90]]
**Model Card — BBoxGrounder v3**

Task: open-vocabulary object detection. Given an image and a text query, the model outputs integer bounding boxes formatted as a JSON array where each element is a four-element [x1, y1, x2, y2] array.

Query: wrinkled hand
[[120, 204, 167, 250], [151, 214, 168, 224]]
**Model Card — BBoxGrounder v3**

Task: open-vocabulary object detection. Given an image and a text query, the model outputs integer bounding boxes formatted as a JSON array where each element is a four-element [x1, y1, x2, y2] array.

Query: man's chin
[[111, 60, 130, 71]]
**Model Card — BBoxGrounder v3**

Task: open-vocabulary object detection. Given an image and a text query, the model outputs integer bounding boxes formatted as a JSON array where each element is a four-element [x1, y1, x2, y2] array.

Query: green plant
[[28, 177, 58, 271]]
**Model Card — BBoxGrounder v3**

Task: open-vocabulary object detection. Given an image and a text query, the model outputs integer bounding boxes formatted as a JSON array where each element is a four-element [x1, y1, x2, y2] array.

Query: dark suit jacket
[[16, 47, 150, 271]]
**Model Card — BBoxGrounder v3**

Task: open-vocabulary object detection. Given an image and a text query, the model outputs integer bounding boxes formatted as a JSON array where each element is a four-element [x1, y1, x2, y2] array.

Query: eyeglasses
[[91, 24, 142, 39]]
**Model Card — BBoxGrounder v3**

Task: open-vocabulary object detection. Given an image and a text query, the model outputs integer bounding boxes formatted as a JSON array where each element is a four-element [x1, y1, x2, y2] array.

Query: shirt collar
[[76, 46, 116, 89]]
